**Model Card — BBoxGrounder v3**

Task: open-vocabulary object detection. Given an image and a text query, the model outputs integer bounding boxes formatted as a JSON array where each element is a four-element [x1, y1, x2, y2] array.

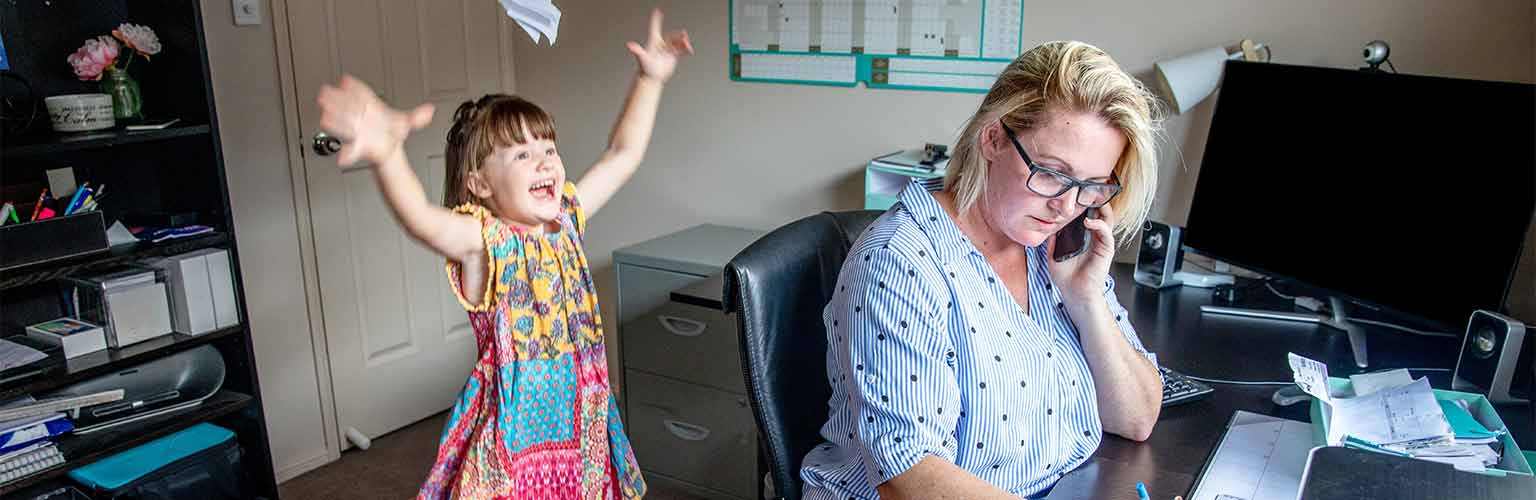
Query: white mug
[[44, 94, 115, 132]]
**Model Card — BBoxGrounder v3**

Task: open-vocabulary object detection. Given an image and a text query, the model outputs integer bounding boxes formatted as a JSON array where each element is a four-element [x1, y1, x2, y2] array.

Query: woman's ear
[[465, 171, 494, 199], [979, 120, 1005, 162]]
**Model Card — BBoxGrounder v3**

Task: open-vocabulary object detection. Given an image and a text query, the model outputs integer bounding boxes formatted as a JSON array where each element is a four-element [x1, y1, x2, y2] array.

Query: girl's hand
[[316, 75, 434, 167], [1045, 202, 1119, 304], [626, 8, 693, 83]]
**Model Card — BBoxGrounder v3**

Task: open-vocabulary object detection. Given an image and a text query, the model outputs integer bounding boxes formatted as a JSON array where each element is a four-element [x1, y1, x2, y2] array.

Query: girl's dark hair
[[442, 94, 556, 208]]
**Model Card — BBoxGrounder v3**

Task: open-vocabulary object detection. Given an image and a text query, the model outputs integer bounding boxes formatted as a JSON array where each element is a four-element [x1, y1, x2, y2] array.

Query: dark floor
[[278, 411, 708, 499]]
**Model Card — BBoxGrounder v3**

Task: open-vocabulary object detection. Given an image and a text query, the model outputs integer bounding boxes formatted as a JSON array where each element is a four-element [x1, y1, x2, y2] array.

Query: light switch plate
[[232, 0, 262, 26]]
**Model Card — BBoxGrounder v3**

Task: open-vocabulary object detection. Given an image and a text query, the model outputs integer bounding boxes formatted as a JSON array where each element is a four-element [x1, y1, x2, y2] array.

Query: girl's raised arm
[[317, 76, 484, 264]]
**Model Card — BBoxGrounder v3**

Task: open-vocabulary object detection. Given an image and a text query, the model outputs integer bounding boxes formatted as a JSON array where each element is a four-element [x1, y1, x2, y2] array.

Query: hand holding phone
[[1051, 208, 1097, 262]]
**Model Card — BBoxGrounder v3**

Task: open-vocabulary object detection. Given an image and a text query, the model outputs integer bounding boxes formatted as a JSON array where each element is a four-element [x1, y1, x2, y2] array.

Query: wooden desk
[[1072, 264, 1535, 499]]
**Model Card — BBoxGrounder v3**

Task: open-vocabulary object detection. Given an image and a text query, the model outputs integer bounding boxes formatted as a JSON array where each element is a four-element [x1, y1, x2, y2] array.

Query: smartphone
[[1051, 208, 1097, 262]]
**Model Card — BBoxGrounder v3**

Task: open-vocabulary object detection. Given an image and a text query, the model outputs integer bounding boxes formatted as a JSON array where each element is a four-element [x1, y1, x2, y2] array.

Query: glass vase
[[101, 68, 143, 121]]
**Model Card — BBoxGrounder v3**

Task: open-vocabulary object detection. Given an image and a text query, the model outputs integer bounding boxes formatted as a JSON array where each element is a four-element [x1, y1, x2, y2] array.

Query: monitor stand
[[1201, 296, 1369, 368]]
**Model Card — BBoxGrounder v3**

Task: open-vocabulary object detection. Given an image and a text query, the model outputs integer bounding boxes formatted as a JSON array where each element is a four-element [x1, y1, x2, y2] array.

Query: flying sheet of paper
[[499, 0, 561, 45], [1349, 368, 1413, 397]]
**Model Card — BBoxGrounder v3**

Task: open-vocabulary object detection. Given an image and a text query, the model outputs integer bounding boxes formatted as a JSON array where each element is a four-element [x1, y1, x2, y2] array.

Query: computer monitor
[[1182, 61, 1535, 332]]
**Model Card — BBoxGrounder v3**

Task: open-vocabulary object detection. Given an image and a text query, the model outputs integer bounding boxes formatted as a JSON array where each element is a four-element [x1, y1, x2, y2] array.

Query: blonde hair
[[945, 40, 1162, 245], [442, 94, 556, 208]]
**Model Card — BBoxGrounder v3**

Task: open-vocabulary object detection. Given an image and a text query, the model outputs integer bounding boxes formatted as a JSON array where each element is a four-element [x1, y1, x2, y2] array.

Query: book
[[25, 318, 107, 359]]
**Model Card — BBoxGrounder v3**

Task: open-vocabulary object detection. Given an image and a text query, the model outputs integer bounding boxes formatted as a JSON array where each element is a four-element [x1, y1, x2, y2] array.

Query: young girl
[[315, 10, 693, 499]]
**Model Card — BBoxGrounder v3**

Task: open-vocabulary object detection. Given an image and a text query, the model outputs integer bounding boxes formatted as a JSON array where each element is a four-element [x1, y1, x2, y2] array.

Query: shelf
[[0, 232, 229, 291], [0, 325, 243, 401], [0, 390, 253, 495], [2, 124, 212, 159]]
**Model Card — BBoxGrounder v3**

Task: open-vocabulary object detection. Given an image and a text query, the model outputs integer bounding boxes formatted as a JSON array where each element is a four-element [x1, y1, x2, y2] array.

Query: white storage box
[[150, 249, 239, 335], [65, 267, 174, 348], [26, 317, 107, 358]]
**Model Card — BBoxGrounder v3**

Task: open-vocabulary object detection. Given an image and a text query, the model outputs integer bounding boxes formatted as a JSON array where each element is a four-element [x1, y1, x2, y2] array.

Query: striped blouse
[[800, 178, 1158, 499]]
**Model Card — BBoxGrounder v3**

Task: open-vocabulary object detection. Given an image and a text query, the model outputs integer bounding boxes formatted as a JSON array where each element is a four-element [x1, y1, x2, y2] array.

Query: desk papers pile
[[1288, 353, 1502, 472]]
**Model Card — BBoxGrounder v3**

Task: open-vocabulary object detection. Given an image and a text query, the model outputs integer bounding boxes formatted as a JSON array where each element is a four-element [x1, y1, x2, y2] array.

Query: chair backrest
[[724, 210, 883, 500]]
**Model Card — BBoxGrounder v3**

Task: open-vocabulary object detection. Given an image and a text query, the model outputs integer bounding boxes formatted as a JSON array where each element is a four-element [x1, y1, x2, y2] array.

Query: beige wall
[[201, 0, 335, 481], [199, 0, 1536, 481], [512, 0, 1536, 354]]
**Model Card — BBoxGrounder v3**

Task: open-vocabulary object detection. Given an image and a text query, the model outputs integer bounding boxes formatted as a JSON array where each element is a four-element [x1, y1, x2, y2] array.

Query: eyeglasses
[[1001, 123, 1122, 208]]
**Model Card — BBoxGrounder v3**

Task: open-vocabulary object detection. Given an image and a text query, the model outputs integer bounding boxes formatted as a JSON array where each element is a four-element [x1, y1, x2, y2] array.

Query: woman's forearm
[[1068, 296, 1162, 440], [878, 456, 1021, 500]]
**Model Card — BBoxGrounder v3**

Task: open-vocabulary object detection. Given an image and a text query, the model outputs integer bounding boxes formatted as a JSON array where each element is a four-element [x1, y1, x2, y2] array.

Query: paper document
[[1328, 377, 1451, 445], [499, 0, 561, 45], [1288, 353, 1452, 446], [0, 339, 46, 373], [107, 221, 139, 246], [1189, 411, 1314, 500], [1287, 352, 1334, 402], [1349, 368, 1412, 397], [1418, 454, 1487, 472]]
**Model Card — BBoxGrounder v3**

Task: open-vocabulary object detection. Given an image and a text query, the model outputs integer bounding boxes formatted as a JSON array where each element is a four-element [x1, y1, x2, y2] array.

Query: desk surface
[[1085, 264, 1535, 500]]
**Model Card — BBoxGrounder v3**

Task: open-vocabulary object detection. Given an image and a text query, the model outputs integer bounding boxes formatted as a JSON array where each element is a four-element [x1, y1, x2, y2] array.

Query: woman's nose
[[1048, 186, 1078, 215]]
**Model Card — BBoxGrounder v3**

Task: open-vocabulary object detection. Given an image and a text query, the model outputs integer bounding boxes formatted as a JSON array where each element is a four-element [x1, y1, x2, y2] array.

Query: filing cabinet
[[614, 224, 765, 500]]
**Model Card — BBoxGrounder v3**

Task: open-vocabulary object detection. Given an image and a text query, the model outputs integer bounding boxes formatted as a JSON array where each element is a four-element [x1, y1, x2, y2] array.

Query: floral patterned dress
[[418, 182, 644, 500]]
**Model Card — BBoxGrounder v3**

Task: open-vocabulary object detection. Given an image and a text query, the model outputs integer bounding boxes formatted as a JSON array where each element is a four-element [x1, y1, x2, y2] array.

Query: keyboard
[[1161, 366, 1214, 406]]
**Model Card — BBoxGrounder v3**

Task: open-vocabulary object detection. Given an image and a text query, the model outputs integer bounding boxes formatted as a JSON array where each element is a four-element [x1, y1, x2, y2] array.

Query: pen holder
[[0, 211, 110, 271]]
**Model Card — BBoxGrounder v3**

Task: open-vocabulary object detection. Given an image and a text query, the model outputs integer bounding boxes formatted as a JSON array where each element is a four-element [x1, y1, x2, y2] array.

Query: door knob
[[312, 132, 342, 156]]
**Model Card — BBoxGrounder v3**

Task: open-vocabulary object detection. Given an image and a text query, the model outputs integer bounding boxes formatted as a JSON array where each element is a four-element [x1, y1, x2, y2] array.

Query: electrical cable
[[1184, 367, 1450, 386]]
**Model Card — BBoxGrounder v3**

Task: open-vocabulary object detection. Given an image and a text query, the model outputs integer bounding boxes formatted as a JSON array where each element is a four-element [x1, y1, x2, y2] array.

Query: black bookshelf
[[0, 0, 277, 497], [0, 390, 253, 495], [2, 123, 211, 159], [0, 324, 243, 402], [0, 232, 229, 290]]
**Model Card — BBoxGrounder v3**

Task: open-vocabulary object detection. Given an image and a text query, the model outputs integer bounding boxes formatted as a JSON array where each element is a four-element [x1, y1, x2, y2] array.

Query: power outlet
[[232, 0, 262, 26]]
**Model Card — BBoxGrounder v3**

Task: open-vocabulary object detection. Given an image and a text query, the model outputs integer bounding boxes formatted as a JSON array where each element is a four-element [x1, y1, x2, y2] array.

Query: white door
[[286, 0, 518, 442]]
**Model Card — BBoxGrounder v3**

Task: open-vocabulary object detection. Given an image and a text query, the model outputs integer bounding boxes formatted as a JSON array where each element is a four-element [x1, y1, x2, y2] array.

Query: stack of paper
[[1288, 355, 1505, 472], [0, 397, 73, 455], [499, 0, 561, 45], [0, 338, 47, 372]]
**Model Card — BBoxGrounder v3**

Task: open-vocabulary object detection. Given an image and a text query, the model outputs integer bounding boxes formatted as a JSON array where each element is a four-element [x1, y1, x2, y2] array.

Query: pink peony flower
[[112, 23, 161, 58], [67, 36, 119, 81]]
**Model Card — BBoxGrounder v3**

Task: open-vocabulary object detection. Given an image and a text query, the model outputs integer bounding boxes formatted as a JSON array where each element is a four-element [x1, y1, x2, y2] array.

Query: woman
[[802, 41, 1165, 500]]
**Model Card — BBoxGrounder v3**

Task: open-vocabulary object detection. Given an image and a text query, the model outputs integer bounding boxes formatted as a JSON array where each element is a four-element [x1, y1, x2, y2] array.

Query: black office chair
[[724, 210, 883, 500]]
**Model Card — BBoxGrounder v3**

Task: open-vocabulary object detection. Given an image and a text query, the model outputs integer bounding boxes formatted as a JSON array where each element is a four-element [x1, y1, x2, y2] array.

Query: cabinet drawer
[[623, 301, 745, 393], [626, 370, 756, 500], [617, 264, 703, 324]]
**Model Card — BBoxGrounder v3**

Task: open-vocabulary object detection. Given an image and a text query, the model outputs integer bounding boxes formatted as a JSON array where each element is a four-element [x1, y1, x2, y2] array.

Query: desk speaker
[[1133, 221, 1183, 289], [1452, 310, 1528, 404]]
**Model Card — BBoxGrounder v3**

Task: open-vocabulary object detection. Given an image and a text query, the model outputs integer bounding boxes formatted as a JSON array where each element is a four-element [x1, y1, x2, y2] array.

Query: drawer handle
[[657, 315, 706, 337], [663, 419, 712, 441]]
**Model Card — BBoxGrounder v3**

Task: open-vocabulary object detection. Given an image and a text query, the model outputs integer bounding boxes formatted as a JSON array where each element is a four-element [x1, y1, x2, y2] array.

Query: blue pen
[[1136, 482, 1150, 500], [63, 183, 89, 215]]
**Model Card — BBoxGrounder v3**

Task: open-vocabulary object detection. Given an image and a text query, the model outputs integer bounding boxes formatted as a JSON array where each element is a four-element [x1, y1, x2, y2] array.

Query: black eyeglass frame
[[1000, 122, 1122, 208]]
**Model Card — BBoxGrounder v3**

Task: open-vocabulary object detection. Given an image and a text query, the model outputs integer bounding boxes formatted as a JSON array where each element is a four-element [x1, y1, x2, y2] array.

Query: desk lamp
[[1154, 39, 1269, 114]]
